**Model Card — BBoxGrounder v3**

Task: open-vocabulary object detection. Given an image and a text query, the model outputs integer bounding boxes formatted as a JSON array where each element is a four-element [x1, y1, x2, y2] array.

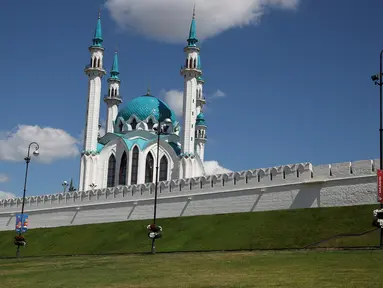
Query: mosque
[[79, 10, 207, 191]]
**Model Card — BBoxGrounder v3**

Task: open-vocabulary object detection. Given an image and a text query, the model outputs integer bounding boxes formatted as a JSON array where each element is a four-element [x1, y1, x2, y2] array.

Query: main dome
[[116, 95, 177, 124]]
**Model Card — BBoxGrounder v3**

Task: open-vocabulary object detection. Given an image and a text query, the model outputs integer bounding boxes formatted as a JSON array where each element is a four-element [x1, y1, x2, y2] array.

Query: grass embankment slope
[[1, 250, 383, 288], [0, 204, 380, 257]]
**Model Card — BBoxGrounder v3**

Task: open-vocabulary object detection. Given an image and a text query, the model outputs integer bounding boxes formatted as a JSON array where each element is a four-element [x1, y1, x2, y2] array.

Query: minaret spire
[[187, 5, 198, 47], [92, 8, 103, 47], [110, 50, 120, 80], [105, 50, 122, 134]]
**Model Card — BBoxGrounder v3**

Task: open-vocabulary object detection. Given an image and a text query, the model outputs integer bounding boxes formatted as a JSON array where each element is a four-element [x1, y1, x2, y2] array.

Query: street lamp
[[16, 141, 39, 258], [62, 181, 68, 192], [371, 48, 383, 248], [150, 118, 172, 254]]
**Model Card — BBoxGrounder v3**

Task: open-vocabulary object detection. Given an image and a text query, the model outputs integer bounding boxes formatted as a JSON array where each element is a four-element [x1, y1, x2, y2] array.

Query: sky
[[0, 0, 382, 198]]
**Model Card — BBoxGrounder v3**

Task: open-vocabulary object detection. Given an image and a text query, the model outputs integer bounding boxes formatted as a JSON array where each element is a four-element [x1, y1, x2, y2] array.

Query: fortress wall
[[0, 159, 379, 231]]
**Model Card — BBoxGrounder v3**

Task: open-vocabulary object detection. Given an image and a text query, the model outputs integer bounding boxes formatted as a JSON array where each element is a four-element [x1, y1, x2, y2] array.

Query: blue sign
[[15, 214, 29, 233]]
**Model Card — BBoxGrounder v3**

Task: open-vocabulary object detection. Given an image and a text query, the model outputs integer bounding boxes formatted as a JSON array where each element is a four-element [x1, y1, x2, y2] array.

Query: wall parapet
[[0, 159, 378, 211]]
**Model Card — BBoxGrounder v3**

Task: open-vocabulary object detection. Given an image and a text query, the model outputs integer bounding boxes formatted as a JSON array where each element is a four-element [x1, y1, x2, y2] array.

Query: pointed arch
[[145, 152, 154, 183], [193, 58, 197, 68], [131, 118, 138, 130], [119, 121, 124, 132], [130, 146, 139, 185], [185, 58, 188, 68], [147, 118, 154, 130], [97, 58, 101, 68], [119, 151, 127, 185], [107, 154, 116, 187], [159, 156, 168, 181]]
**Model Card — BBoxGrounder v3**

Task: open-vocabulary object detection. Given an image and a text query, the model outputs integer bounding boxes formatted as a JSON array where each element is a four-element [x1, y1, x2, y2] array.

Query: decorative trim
[[81, 150, 100, 156]]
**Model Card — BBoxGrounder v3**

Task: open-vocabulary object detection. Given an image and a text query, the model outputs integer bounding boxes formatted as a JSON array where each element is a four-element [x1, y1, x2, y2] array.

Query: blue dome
[[117, 95, 177, 124], [196, 112, 206, 126]]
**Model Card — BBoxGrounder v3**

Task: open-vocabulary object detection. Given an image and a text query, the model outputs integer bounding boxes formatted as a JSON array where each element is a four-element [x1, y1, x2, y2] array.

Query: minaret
[[179, 7, 203, 178], [79, 11, 107, 191], [180, 7, 202, 155], [195, 112, 207, 162], [104, 51, 122, 134]]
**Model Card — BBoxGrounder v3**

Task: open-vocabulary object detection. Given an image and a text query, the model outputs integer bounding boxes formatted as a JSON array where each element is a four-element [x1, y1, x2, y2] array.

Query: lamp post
[[371, 48, 383, 248], [151, 118, 172, 254], [16, 142, 39, 258], [62, 181, 68, 192]]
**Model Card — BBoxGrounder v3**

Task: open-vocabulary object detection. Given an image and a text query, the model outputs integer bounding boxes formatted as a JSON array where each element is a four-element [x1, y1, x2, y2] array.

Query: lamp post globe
[[32, 148, 39, 157]]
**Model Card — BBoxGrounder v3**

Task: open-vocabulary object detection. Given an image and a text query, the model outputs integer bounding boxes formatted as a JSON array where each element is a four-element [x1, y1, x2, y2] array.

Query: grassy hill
[[0, 204, 380, 257]]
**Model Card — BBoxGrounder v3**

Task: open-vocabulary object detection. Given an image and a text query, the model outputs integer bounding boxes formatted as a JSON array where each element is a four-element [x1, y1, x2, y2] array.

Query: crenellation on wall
[[329, 162, 353, 178], [350, 160, 374, 176], [0, 168, 379, 230], [0, 160, 379, 214]]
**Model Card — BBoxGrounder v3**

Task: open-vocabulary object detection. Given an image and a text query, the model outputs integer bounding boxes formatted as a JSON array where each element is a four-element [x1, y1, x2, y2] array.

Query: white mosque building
[[79, 10, 207, 191]]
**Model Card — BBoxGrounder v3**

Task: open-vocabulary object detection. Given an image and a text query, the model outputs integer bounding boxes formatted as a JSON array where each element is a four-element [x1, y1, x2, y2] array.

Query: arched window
[[97, 58, 101, 68], [185, 58, 188, 68], [90, 58, 93, 67], [130, 147, 139, 185], [119, 121, 124, 132], [159, 156, 168, 181], [145, 153, 154, 183], [131, 118, 138, 130], [193, 58, 197, 68], [107, 155, 116, 187], [119, 152, 127, 185], [147, 119, 154, 130], [92, 58, 96, 68]]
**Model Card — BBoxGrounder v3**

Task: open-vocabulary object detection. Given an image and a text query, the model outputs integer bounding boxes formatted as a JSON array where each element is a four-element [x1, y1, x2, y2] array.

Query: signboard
[[15, 214, 29, 233]]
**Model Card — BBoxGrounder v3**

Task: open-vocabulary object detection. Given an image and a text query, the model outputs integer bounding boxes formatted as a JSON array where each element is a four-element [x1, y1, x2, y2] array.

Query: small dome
[[196, 112, 206, 126], [117, 94, 177, 124]]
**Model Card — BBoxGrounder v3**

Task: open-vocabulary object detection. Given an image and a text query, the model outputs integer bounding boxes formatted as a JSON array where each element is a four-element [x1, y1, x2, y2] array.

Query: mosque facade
[[79, 10, 207, 191]]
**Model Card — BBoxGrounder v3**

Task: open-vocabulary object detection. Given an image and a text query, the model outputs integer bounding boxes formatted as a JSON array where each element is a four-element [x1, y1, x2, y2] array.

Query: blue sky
[[0, 0, 382, 198]]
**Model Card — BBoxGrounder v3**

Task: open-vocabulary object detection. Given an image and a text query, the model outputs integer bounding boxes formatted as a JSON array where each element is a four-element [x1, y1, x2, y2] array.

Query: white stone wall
[[0, 159, 379, 231]]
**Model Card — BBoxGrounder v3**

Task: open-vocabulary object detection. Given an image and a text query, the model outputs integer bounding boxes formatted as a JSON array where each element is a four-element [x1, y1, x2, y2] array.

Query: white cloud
[[0, 125, 79, 164], [0, 174, 9, 183], [105, 0, 299, 43], [211, 89, 226, 99], [0, 191, 16, 200], [162, 89, 184, 117], [204, 160, 232, 175]]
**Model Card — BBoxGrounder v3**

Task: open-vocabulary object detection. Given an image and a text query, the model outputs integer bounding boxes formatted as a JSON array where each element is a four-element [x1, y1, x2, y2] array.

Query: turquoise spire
[[109, 51, 120, 80], [92, 11, 103, 47], [187, 6, 198, 47]]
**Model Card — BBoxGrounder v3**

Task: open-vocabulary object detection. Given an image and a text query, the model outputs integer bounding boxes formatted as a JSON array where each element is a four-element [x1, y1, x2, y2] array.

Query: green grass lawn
[[0, 250, 382, 288], [0, 204, 380, 257]]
